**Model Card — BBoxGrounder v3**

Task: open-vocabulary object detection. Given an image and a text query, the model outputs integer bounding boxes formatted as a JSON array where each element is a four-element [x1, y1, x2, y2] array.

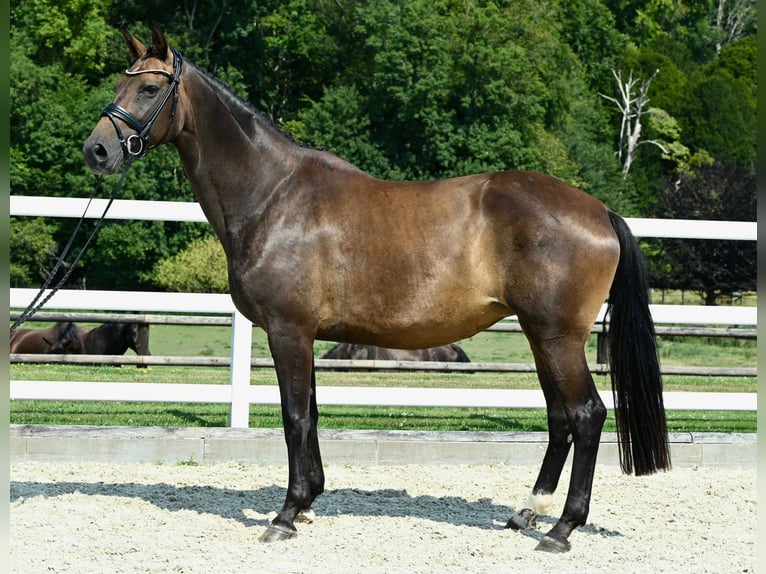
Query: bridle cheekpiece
[[102, 47, 183, 159]]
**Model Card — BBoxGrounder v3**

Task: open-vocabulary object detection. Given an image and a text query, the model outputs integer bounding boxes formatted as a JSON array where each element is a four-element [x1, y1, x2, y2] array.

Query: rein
[[10, 160, 135, 333], [10, 160, 135, 334], [10, 49, 184, 334]]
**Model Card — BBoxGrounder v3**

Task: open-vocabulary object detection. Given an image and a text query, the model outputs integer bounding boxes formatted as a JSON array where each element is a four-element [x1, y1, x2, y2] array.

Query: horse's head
[[121, 322, 142, 352], [83, 26, 185, 175], [46, 322, 83, 354]]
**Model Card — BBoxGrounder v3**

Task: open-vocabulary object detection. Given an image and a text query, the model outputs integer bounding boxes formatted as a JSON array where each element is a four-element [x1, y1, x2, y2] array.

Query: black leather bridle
[[102, 47, 184, 159]]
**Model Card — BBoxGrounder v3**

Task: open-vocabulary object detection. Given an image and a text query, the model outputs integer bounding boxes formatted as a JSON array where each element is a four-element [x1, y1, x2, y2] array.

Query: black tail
[[606, 211, 671, 476]]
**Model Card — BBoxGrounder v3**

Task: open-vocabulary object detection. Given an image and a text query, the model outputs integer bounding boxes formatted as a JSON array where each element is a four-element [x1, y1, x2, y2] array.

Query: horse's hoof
[[296, 509, 316, 523], [505, 508, 537, 530], [534, 535, 571, 553], [259, 523, 297, 543]]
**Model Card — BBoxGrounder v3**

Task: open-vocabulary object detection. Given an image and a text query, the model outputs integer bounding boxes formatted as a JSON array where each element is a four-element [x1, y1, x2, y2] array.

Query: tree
[[9, 0, 758, 292], [677, 37, 756, 168], [9, 217, 59, 287], [600, 68, 670, 178], [604, 0, 728, 65], [554, 0, 627, 93], [289, 0, 622, 192], [152, 234, 228, 293], [680, 65, 755, 167], [646, 162, 755, 304]]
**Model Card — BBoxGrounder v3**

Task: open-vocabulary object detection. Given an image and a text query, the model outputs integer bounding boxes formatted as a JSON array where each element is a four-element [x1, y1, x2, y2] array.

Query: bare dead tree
[[182, 0, 227, 46], [599, 68, 666, 178], [715, 0, 756, 53], [183, 0, 198, 30]]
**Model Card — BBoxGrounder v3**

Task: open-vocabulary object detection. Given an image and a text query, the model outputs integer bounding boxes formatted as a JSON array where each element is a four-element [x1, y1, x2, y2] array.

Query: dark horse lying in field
[[75, 322, 148, 356], [83, 27, 670, 553], [321, 342, 470, 363], [9, 322, 82, 354]]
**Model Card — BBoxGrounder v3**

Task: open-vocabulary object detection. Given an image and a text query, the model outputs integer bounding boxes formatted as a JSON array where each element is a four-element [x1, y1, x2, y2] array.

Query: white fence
[[10, 195, 758, 239], [9, 196, 758, 427]]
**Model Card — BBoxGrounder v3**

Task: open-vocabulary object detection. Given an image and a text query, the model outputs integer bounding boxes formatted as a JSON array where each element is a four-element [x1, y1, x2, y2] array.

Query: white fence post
[[229, 309, 253, 428]]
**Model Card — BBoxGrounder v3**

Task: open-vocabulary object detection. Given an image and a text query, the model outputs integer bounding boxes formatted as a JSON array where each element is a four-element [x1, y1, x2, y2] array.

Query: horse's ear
[[121, 27, 146, 61], [150, 23, 169, 61]]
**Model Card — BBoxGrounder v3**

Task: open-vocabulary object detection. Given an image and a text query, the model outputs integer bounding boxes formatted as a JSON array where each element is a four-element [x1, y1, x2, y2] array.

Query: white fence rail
[[10, 197, 757, 427], [10, 195, 758, 240]]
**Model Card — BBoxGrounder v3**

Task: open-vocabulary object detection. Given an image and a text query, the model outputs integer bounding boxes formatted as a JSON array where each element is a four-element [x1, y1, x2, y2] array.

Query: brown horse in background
[[10, 322, 82, 354], [83, 27, 670, 553]]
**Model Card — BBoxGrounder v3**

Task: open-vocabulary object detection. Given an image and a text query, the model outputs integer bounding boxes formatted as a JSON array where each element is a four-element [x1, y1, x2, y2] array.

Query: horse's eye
[[141, 85, 160, 97]]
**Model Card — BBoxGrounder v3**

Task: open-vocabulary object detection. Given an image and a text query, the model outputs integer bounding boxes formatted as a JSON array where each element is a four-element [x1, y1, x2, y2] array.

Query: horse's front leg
[[260, 328, 325, 542]]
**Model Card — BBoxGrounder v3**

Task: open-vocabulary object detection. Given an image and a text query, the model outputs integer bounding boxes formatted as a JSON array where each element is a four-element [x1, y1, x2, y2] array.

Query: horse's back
[[9, 329, 41, 353], [428, 343, 471, 362], [321, 342, 470, 363], [79, 323, 140, 355], [320, 343, 371, 360], [9, 322, 75, 353]]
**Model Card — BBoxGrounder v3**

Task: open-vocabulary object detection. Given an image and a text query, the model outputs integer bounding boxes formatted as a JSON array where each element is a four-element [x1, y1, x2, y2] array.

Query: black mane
[[193, 63, 300, 146], [190, 62, 367, 176]]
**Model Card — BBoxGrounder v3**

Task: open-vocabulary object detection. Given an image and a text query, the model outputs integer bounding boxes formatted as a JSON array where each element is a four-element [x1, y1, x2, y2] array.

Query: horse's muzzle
[[83, 124, 124, 175]]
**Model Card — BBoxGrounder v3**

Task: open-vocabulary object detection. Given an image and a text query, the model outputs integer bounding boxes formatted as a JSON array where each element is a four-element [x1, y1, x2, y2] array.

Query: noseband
[[102, 47, 183, 159]]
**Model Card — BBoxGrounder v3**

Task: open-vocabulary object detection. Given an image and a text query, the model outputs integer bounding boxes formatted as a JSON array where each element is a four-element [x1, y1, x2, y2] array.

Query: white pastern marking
[[525, 492, 553, 516]]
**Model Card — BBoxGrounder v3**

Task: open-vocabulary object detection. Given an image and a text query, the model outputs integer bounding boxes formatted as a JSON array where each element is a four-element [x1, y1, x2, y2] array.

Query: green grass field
[[10, 317, 757, 433], [10, 398, 755, 433]]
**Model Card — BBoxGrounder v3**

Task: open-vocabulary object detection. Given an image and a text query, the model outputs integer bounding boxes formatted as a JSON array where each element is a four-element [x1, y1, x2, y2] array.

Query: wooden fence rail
[[9, 310, 758, 339], [9, 306, 757, 376], [8, 353, 757, 378]]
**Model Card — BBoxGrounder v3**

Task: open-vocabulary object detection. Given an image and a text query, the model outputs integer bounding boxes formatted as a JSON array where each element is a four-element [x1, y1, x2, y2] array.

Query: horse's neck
[[174, 67, 303, 244]]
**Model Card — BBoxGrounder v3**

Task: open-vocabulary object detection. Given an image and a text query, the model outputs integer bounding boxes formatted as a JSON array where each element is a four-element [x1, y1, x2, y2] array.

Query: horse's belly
[[318, 294, 511, 349]]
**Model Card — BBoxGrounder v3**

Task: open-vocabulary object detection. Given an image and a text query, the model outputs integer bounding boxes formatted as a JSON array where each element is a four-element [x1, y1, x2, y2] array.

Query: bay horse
[[9, 322, 82, 354], [321, 342, 471, 363], [83, 27, 670, 553]]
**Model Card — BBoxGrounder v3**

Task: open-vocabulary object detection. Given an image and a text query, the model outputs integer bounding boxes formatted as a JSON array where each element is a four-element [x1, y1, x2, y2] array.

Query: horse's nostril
[[94, 143, 108, 158]]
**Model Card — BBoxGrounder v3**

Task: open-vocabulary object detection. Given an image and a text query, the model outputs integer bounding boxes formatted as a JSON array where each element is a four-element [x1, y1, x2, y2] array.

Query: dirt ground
[[10, 461, 756, 573]]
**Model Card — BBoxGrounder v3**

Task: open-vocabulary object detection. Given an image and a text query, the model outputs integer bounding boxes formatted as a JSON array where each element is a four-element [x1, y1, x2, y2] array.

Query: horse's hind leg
[[506, 361, 573, 531], [510, 332, 607, 553]]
